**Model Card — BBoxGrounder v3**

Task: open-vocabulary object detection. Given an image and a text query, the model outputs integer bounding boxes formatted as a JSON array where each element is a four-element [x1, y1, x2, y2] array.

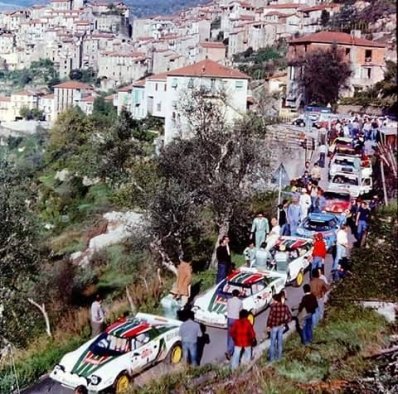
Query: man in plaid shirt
[[266, 292, 292, 361]]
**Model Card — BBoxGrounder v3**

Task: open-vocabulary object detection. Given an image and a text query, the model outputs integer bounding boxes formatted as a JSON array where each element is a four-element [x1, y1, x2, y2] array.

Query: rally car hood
[[194, 283, 228, 314], [324, 199, 351, 214]]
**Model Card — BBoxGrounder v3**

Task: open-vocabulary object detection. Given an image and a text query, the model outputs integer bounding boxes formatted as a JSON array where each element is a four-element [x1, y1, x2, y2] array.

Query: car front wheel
[[113, 372, 131, 394], [167, 342, 183, 365], [294, 270, 304, 287]]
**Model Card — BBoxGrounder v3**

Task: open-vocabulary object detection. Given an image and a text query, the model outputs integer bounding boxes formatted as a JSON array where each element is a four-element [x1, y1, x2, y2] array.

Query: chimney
[[350, 30, 361, 38]]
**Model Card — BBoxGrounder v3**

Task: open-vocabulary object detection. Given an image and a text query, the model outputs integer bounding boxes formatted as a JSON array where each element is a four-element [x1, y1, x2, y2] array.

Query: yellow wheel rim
[[297, 272, 304, 286], [116, 375, 130, 393], [171, 345, 182, 364], [248, 314, 255, 325]]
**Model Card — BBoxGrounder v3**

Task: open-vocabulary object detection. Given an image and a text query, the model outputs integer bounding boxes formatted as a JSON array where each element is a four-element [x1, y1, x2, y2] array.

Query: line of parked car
[[49, 135, 375, 394]]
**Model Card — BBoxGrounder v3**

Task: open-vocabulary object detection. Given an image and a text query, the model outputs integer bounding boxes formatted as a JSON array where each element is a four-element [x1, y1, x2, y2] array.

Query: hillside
[[128, 0, 210, 17]]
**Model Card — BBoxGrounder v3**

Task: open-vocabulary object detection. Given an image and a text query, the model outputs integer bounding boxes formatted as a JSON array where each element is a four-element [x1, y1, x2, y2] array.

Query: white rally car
[[262, 237, 313, 288], [50, 313, 182, 393], [193, 267, 285, 328]]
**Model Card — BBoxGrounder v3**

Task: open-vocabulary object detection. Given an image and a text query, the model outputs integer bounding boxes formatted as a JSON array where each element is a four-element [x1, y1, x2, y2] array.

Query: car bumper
[[193, 310, 227, 328], [50, 370, 103, 392]]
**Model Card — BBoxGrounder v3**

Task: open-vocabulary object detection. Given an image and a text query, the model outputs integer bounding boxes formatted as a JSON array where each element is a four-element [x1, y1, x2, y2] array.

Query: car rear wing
[[135, 312, 182, 327]]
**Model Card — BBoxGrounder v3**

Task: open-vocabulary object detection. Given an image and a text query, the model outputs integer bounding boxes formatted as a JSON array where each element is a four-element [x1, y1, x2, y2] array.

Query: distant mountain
[[0, 0, 35, 11]]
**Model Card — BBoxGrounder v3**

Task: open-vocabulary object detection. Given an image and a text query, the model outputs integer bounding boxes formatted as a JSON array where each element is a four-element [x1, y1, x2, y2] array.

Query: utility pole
[[277, 165, 282, 222]]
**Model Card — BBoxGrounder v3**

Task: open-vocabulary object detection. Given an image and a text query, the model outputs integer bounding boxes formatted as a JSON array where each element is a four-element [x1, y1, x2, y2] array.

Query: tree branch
[[27, 298, 51, 337]]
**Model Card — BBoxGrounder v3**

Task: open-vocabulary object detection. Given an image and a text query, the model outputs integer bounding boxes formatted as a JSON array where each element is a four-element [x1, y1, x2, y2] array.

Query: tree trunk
[[210, 220, 230, 268], [150, 239, 178, 276]]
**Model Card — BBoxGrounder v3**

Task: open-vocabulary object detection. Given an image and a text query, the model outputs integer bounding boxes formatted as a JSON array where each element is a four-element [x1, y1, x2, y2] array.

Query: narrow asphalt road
[[23, 127, 334, 394]]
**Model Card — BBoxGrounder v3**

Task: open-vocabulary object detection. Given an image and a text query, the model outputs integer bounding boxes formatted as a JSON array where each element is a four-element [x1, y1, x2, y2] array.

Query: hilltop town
[[0, 0, 395, 142]]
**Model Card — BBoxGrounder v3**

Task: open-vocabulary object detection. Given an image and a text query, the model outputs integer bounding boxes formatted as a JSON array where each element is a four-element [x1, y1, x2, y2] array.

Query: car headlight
[[89, 375, 102, 386], [53, 364, 65, 373]]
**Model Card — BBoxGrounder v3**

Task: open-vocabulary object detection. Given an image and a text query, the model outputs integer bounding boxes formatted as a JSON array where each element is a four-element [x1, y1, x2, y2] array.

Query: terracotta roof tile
[[290, 31, 386, 48], [147, 71, 169, 81], [53, 81, 93, 89], [167, 59, 250, 79], [200, 41, 226, 49]]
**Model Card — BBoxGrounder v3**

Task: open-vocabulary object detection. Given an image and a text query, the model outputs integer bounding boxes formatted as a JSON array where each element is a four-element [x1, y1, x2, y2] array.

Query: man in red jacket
[[230, 309, 256, 369], [312, 233, 327, 273]]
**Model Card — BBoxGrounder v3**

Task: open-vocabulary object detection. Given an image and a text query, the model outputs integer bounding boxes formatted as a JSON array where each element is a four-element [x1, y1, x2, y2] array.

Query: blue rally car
[[296, 213, 342, 250]]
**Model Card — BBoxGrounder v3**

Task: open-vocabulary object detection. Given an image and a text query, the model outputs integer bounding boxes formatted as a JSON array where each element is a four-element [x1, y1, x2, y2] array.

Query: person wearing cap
[[299, 188, 311, 221]]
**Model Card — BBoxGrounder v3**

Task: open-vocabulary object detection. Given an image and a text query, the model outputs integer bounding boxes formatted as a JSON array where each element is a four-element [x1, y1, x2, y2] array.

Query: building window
[[171, 78, 178, 88], [188, 78, 194, 89], [164, 84, 167, 91], [345, 48, 350, 56], [235, 80, 244, 90], [210, 78, 216, 91], [155, 83, 158, 91], [156, 102, 161, 112], [365, 49, 372, 62]]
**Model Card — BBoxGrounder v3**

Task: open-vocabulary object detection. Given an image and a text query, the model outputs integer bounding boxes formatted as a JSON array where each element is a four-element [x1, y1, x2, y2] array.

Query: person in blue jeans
[[179, 310, 201, 366], [298, 284, 318, 345], [226, 289, 242, 360], [216, 236, 231, 284], [356, 201, 370, 246], [266, 292, 292, 361]]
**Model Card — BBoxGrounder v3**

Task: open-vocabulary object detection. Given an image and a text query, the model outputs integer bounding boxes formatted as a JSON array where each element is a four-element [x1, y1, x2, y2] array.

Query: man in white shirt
[[299, 188, 311, 221], [90, 294, 105, 337], [266, 217, 280, 251], [226, 289, 243, 359], [334, 224, 348, 281]]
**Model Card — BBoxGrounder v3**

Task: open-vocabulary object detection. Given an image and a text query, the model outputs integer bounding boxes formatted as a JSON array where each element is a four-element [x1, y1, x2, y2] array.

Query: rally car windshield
[[303, 219, 337, 231], [324, 191, 351, 201], [89, 333, 131, 356]]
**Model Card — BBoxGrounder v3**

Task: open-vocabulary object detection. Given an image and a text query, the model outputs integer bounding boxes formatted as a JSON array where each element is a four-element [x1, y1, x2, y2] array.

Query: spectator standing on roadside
[[243, 242, 256, 267], [173, 255, 192, 306], [278, 200, 289, 235], [297, 284, 318, 345], [369, 195, 379, 213], [356, 201, 371, 246], [251, 212, 269, 249], [350, 198, 361, 237], [318, 144, 327, 168], [287, 196, 301, 235], [230, 309, 256, 370], [90, 294, 105, 337], [226, 289, 243, 360], [310, 269, 330, 325], [312, 233, 327, 272], [266, 217, 281, 250], [266, 292, 292, 361], [310, 162, 322, 183], [254, 242, 268, 269], [179, 310, 201, 366], [216, 236, 231, 284], [314, 189, 326, 213], [334, 224, 348, 281], [309, 182, 318, 212], [299, 188, 311, 221]]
